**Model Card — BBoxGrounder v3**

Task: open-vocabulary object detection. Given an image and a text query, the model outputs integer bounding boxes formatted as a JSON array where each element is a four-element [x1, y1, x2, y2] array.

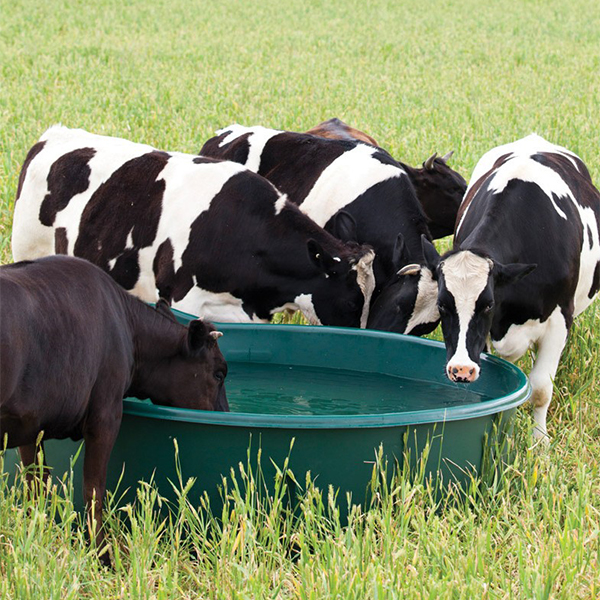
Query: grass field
[[1, 0, 599, 597]]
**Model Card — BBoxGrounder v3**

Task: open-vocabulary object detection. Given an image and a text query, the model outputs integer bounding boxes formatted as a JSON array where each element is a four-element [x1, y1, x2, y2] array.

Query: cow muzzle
[[446, 362, 480, 383]]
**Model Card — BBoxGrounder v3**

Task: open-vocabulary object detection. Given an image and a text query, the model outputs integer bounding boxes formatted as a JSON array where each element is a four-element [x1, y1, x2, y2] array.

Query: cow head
[[422, 237, 536, 382], [403, 152, 467, 239], [367, 234, 440, 335], [133, 301, 229, 411], [302, 237, 376, 328]]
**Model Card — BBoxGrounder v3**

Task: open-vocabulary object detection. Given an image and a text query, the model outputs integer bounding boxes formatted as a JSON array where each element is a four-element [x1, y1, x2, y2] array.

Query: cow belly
[[172, 286, 267, 323]]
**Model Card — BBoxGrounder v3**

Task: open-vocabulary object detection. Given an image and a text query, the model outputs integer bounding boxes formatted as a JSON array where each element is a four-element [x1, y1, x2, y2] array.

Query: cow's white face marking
[[404, 267, 439, 335], [441, 251, 493, 379], [216, 124, 282, 172], [353, 250, 376, 328]]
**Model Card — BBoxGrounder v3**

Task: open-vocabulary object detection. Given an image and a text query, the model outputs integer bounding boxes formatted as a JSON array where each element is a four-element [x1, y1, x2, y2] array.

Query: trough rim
[[125, 314, 531, 430]]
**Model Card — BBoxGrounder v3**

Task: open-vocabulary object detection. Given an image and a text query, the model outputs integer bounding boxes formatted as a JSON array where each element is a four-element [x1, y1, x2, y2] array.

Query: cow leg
[[19, 441, 49, 490], [528, 309, 569, 443], [82, 406, 122, 568]]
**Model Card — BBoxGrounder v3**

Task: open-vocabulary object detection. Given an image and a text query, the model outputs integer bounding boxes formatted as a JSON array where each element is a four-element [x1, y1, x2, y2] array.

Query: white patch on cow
[[274, 193, 289, 215], [404, 267, 439, 335], [154, 156, 248, 273], [125, 229, 134, 250], [457, 134, 585, 235], [173, 283, 267, 323], [13, 126, 158, 261], [442, 251, 493, 378], [467, 134, 581, 189], [493, 306, 569, 440], [298, 144, 405, 226], [574, 205, 600, 315], [216, 124, 282, 172], [353, 250, 376, 328], [487, 158, 571, 219], [273, 294, 322, 325]]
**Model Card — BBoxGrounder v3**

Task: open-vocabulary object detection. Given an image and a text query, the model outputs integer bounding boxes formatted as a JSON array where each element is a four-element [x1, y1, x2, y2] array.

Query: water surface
[[227, 363, 490, 416]]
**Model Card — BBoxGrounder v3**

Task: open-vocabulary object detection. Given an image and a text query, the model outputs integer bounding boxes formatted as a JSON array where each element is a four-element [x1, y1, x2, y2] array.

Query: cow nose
[[447, 364, 478, 383]]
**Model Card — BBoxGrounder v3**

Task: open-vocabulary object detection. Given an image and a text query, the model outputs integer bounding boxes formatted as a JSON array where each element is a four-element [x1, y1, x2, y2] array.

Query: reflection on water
[[227, 363, 490, 416]]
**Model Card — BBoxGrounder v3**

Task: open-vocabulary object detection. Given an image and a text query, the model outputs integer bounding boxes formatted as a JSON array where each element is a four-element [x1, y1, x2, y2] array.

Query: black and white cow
[[304, 118, 467, 239], [422, 134, 600, 440], [200, 124, 442, 336], [12, 126, 376, 328]]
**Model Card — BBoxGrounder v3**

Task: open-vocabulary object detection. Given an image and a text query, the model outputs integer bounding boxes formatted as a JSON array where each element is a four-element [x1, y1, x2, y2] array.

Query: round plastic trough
[[2, 310, 531, 513]]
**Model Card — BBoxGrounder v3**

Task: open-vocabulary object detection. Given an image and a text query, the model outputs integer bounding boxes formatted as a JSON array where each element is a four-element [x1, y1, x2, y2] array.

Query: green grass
[[1, 0, 600, 597]]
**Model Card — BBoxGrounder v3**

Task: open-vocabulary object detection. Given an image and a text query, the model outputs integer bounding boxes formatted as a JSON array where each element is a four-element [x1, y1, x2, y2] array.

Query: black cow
[[12, 126, 376, 328], [304, 118, 467, 239], [421, 134, 600, 440], [0, 255, 228, 563], [200, 123, 442, 336]]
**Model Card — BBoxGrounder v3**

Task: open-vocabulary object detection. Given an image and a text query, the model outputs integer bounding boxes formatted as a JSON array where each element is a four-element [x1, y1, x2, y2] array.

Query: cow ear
[[421, 235, 441, 274], [307, 239, 337, 274], [155, 298, 177, 322], [187, 320, 210, 353], [493, 261, 537, 287], [330, 211, 357, 243], [392, 233, 410, 271]]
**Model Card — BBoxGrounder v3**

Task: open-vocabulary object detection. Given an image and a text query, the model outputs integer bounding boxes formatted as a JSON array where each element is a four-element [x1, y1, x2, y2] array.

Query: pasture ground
[[1, 0, 599, 597]]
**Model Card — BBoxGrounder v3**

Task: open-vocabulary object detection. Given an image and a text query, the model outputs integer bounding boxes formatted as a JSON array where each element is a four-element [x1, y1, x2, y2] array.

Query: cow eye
[[437, 303, 448, 315], [483, 303, 494, 314], [214, 370, 225, 383]]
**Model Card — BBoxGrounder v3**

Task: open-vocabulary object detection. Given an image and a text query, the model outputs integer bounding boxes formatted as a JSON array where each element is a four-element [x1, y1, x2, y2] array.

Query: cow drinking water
[[422, 134, 600, 440], [200, 123, 442, 336], [0, 255, 229, 563], [12, 126, 376, 328]]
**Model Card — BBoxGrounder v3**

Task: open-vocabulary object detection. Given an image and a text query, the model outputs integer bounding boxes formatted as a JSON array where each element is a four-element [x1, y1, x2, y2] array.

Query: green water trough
[[2, 309, 531, 512]]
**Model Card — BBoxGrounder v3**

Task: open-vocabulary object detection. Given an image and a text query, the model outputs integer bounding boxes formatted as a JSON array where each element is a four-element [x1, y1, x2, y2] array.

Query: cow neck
[[128, 301, 185, 366]]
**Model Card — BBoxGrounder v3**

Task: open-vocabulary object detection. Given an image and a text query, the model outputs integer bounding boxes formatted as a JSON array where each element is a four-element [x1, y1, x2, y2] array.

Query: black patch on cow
[[588, 225, 593, 249], [255, 133, 349, 204], [590, 261, 600, 299], [193, 156, 221, 165], [400, 159, 467, 239], [531, 152, 600, 210], [39, 147, 96, 226], [110, 249, 141, 291], [199, 132, 251, 165], [370, 148, 398, 167], [153, 238, 180, 302], [74, 151, 169, 287], [55, 228, 68, 254], [454, 154, 512, 235], [16, 141, 46, 202]]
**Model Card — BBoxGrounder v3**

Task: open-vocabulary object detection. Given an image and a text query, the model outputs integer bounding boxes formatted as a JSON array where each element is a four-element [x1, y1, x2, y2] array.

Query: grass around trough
[[1, 0, 599, 597]]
